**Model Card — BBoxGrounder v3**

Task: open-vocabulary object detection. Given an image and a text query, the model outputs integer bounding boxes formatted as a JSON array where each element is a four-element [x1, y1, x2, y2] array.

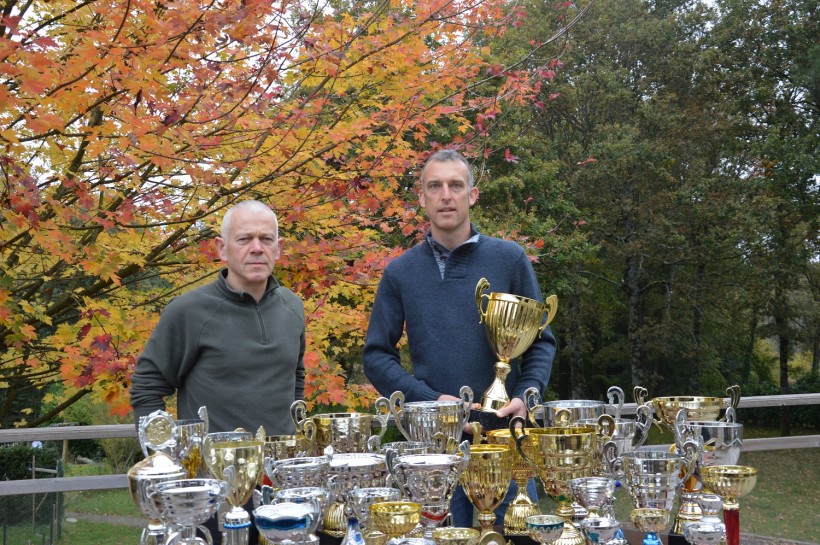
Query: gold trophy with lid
[[475, 278, 558, 416]]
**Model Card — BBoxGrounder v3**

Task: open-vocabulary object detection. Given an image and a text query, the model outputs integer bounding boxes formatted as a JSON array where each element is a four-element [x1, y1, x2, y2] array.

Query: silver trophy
[[291, 398, 391, 454], [266, 455, 332, 491], [323, 453, 390, 537], [128, 452, 188, 545], [149, 478, 228, 545], [388, 388, 473, 453], [253, 496, 324, 545], [386, 441, 470, 539]]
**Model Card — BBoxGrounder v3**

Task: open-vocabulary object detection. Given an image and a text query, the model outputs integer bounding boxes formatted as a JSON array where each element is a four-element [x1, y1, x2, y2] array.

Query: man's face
[[216, 207, 280, 295], [419, 159, 478, 237]]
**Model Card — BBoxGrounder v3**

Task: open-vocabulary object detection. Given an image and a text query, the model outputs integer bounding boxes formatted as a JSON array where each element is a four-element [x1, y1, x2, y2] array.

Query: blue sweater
[[363, 233, 556, 403]]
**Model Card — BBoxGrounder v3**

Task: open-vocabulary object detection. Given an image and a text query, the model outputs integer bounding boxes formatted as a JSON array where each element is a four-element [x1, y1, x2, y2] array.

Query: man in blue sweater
[[363, 149, 557, 527]]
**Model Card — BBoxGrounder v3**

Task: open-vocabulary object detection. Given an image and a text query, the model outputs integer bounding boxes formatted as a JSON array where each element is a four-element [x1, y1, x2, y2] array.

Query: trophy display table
[[315, 525, 672, 545]]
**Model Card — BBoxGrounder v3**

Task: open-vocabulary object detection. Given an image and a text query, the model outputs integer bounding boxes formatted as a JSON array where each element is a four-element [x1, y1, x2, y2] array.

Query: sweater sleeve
[[295, 326, 306, 401], [363, 269, 440, 402], [508, 252, 557, 401], [129, 299, 190, 429]]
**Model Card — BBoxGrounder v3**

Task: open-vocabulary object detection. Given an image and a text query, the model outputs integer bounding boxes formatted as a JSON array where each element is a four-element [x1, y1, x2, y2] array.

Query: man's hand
[[495, 396, 527, 419]]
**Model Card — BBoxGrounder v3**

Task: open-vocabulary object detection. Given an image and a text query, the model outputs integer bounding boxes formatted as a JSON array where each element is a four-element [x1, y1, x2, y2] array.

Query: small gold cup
[[631, 508, 670, 545], [370, 501, 422, 539], [700, 465, 757, 545], [460, 444, 513, 536], [432, 527, 480, 545]]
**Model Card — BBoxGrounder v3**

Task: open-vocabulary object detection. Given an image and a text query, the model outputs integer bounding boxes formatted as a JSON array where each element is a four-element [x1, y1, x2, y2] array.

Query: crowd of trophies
[[126, 383, 757, 545]]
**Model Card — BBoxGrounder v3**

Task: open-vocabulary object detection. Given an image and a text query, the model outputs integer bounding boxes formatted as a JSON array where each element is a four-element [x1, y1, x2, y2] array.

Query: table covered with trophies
[[127, 279, 756, 545]]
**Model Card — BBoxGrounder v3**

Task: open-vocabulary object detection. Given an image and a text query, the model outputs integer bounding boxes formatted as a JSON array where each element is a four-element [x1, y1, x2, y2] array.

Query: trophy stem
[[671, 489, 702, 534], [503, 483, 540, 535], [224, 506, 251, 545], [140, 520, 167, 545], [480, 361, 512, 411], [723, 507, 740, 545]]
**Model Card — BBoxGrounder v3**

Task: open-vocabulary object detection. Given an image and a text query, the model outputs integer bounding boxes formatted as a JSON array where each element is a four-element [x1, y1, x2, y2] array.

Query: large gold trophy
[[475, 278, 558, 413]]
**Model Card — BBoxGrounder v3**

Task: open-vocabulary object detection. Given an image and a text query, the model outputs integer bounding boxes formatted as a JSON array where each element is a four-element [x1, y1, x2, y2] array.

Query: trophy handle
[[673, 409, 692, 451], [523, 387, 541, 428], [596, 414, 616, 442], [538, 294, 559, 333], [607, 386, 625, 419], [372, 396, 390, 439], [723, 385, 741, 419], [676, 439, 700, 489], [509, 416, 538, 471], [724, 406, 737, 424], [197, 406, 209, 434], [633, 404, 653, 450], [475, 278, 491, 323], [366, 435, 381, 453], [457, 440, 471, 473], [385, 449, 410, 496], [633, 386, 649, 406], [263, 457, 277, 487], [139, 410, 177, 457], [459, 385, 474, 427], [553, 408, 572, 427], [300, 420, 317, 456], [602, 440, 624, 481], [291, 400, 308, 435], [388, 391, 410, 441]]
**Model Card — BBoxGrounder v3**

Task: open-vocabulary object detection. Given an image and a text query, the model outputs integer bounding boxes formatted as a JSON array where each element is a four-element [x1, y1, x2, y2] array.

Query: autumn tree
[[0, 0, 551, 427]]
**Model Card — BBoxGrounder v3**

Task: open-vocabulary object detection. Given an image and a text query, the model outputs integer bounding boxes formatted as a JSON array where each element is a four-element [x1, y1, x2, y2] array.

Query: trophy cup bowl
[[511, 417, 597, 545], [389, 388, 472, 453], [578, 404, 653, 467], [633, 385, 741, 430], [313, 406, 389, 454], [568, 477, 616, 520], [524, 392, 604, 428], [265, 432, 314, 462], [630, 508, 670, 545], [253, 497, 323, 544], [689, 417, 743, 469], [150, 478, 228, 545], [266, 455, 331, 490], [323, 452, 389, 537], [370, 501, 422, 539], [386, 442, 470, 539], [432, 527, 480, 545], [580, 517, 622, 544], [486, 428, 539, 535], [459, 444, 513, 536], [128, 453, 188, 545], [475, 277, 557, 412], [609, 449, 695, 511], [525, 514, 565, 545], [682, 521, 726, 545], [271, 486, 334, 544]]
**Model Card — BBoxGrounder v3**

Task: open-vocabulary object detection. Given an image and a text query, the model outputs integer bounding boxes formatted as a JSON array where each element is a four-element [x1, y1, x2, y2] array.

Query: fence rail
[[1, 393, 818, 497]]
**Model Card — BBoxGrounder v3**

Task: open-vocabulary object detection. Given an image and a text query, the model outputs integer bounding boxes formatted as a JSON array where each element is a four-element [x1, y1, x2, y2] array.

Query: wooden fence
[[0, 393, 818, 497]]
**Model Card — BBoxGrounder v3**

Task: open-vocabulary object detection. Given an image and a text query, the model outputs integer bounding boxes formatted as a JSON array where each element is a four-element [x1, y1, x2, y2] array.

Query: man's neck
[[429, 225, 472, 251]]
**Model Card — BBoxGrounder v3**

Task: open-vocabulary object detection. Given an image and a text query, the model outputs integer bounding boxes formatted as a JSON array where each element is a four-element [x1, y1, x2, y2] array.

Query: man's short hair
[[221, 200, 278, 240], [421, 149, 475, 189]]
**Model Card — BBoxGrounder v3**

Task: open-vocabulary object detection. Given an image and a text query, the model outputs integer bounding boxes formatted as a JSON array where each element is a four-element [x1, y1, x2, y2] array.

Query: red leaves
[[504, 148, 519, 163]]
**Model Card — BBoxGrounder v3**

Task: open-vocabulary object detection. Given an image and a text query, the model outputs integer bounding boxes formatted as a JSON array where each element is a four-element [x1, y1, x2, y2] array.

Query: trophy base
[[469, 409, 511, 432]]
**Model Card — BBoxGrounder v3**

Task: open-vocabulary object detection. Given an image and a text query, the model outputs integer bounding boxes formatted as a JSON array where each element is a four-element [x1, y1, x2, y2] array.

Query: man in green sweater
[[130, 200, 306, 545]]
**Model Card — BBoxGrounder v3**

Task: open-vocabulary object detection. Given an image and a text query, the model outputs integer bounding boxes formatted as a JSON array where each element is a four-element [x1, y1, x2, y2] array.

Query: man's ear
[[468, 186, 479, 206], [215, 237, 226, 261]]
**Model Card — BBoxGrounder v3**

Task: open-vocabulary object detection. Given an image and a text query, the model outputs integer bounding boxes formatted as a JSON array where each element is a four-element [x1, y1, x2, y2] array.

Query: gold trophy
[[511, 416, 602, 545], [486, 428, 539, 535], [459, 444, 513, 543], [475, 278, 558, 413], [630, 508, 670, 545], [634, 385, 741, 533], [700, 465, 757, 545], [202, 430, 265, 545], [369, 501, 422, 540]]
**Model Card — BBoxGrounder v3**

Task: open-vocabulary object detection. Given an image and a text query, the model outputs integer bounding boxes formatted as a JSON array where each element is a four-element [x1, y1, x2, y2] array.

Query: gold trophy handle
[[634, 404, 653, 450], [291, 400, 308, 435], [523, 387, 541, 428], [475, 278, 491, 324], [509, 416, 539, 471], [538, 294, 559, 334], [372, 396, 391, 440], [596, 414, 616, 441], [554, 408, 572, 427]]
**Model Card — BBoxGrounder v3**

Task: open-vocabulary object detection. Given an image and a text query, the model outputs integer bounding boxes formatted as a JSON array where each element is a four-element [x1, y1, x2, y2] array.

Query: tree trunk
[[567, 292, 585, 399]]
